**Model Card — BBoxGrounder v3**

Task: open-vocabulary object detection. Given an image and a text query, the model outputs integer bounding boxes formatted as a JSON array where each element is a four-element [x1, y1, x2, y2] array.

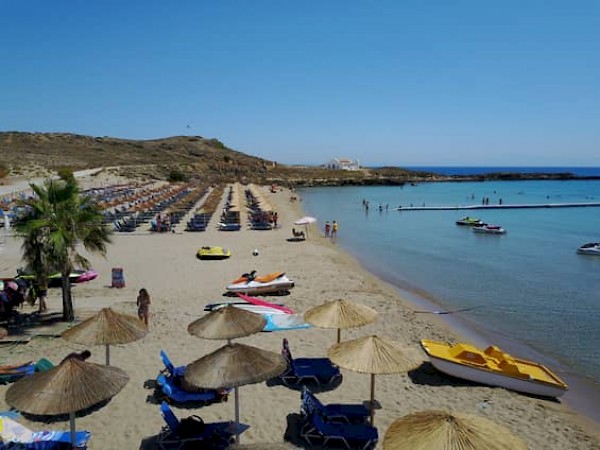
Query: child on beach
[[331, 220, 338, 238], [137, 288, 151, 326], [324, 221, 331, 237]]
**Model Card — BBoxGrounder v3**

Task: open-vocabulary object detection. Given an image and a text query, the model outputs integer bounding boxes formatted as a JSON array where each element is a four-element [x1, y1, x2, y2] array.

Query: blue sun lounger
[[156, 351, 227, 405], [156, 374, 227, 404], [277, 339, 342, 388], [159, 350, 185, 378], [301, 386, 369, 424], [300, 413, 378, 450], [156, 402, 248, 450], [282, 357, 342, 386], [0, 428, 90, 449]]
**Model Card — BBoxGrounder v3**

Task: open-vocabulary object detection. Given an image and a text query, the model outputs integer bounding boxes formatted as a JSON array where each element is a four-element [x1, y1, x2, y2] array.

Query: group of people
[[324, 220, 339, 238]]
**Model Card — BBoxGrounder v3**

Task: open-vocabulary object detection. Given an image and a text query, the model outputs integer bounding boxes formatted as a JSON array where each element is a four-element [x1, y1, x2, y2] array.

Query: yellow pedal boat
[[421, 339, 568, 398], [197, 246, 231, 260]]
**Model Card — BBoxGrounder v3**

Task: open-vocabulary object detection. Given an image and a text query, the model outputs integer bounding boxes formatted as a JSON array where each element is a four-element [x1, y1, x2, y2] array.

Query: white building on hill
[[325, 157, 360, 171]]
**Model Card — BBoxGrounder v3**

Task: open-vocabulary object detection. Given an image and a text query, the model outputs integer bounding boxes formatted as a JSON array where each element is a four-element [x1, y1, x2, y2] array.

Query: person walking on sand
[[324, 221, 331, 238], [137, 288, 151, 326]]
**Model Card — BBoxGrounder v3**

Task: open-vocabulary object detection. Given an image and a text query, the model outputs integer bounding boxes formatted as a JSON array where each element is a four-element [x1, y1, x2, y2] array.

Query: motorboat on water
[[225, 270, 295, 295], [196, 246, 231, 260], [577, 242, 600, 255], [456, 216, 485, 226], [421, 339, 568, 398], [472, 224, 506, 235]]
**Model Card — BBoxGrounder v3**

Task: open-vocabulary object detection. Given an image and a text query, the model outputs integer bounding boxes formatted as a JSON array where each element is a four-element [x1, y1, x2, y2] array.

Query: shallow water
[[300, 180, 600, 383]]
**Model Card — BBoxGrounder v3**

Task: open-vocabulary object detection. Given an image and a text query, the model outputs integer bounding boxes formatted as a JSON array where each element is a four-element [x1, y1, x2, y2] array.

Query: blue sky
[[1, 1, 599, 166]]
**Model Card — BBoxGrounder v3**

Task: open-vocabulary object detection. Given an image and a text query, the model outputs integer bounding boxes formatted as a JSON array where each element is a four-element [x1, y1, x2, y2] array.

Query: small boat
[[456, 217, 485, 226], [226, 270, 295, 295], [204, 293, 292, 313], [577, 242, 600, 255], [211, 303, 289, 315], [197, 246, 231, 260], [263, 314, 312, 332], [472, 224, 506, 234], [421, 340, 568, 398], [14, 269, 98, 287]]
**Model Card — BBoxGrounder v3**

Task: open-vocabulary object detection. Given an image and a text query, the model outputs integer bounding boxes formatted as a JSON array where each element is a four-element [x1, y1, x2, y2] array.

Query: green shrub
[[167, 169, 188, 182]]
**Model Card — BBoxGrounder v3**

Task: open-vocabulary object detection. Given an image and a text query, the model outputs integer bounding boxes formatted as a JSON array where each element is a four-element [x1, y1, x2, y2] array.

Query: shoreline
[[331, 237, 600, 424], [0, 178, 599, 449]]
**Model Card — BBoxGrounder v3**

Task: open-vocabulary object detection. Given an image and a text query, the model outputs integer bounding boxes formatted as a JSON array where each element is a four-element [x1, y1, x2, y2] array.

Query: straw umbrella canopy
[[328, 335, 420, 425], [185, 343, 287, 444], [187, 305, 267, 343], [62, 307, 148, 365], [6, 357, 129, 447], [383, 410, 528, 450], [304, 298, 377, 343]]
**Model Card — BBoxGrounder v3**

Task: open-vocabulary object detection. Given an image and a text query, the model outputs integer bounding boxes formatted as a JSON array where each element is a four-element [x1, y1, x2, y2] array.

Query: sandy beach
[[1, 177, 599, 450]]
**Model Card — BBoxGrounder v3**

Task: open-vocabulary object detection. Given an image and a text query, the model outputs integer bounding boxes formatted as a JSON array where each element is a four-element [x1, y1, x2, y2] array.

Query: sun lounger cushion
[[301, 413, 378, 450], [301, 386, 369, 424]]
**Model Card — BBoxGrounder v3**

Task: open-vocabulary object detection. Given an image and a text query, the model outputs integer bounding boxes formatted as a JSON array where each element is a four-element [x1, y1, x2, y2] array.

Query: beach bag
[[178, 414, 205, 437]]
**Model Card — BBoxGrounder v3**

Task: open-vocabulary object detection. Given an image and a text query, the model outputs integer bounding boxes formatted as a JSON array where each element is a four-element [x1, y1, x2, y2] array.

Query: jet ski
[[225, 270, 295, 295]]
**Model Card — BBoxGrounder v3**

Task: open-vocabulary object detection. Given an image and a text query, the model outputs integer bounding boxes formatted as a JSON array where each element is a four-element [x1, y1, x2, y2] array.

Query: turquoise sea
[[299, 178, 600, 391]]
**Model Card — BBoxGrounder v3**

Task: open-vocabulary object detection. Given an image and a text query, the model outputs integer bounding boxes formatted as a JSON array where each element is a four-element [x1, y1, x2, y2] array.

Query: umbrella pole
[[69, 411, 76, 448], [337, 328, 341, 343], [234, 386, 240, 444], [105, 344, 110, 365], [370, 373, 376, 425]]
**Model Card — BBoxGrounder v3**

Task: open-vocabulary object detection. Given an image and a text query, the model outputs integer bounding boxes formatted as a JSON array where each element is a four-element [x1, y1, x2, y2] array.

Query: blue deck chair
[[156, 374, 227, 404], [159, 350, 185, 378], [0, 362, 35, 384], [0, 424, 90, 449], [279, 357, 342, 388], [300, 413, 378, 450], [301, 386, 369, 424], [156, 402, 249, 450]]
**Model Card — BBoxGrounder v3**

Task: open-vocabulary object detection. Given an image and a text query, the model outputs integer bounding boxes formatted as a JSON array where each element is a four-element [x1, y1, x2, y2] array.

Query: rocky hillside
[[0, 131, 439, 185], [2, 132, 589, 186]]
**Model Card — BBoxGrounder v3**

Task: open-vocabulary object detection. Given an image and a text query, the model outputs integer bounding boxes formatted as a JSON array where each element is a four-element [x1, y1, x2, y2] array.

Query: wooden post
[[370, 373, 376, 425]]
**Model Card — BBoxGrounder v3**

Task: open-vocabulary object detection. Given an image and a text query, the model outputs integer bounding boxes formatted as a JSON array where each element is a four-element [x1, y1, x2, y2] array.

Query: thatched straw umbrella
[[304, 298, 377, 343], [383, 410, 528, 450], [185, 343, 287, 444], [187, 305, 266, 343], [62, 307, 148, 365], [6, 357, 129, 447], [328, 335, 420, 425]]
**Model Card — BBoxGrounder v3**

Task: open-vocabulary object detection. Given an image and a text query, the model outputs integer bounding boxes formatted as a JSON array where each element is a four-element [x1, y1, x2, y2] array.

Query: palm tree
[[15, 172, 111, 321]]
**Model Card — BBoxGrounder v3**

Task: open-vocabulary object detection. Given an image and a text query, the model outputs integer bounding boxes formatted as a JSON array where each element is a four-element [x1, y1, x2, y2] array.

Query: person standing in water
[[331, 220, 339, 239]]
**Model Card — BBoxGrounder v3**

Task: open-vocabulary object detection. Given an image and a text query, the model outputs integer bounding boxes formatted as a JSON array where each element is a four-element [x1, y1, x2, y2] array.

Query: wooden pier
[[393, 202, 600, 211]]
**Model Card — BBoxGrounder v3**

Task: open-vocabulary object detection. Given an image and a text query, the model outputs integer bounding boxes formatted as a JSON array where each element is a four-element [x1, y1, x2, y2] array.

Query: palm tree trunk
[[61, 272, 74, 321]]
